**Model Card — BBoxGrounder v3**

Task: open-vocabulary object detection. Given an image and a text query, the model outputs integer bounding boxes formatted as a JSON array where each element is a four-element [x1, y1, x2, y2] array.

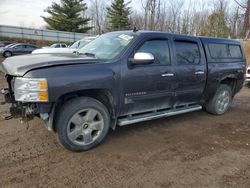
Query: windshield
[[50, 43, 61, 48], [70, 41, 80, 49], [4, 44, 15, 48], [70, 39, 91, 49], [10, 44, 18, 48], [78, 40, 93, 48], [78, 33, 135, 60]]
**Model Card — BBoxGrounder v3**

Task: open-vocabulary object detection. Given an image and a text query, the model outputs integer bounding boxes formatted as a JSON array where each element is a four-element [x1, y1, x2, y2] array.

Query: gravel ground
[[0, 57, 250, 188]]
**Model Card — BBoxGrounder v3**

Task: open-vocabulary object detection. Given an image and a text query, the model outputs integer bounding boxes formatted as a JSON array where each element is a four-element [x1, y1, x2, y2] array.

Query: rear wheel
[[205, 84, 232, 115], [3, 51, 12, 57], [56, 97, 110, 152]]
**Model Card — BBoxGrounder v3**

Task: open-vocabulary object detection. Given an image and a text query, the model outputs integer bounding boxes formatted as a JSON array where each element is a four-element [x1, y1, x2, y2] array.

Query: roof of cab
[[110, 30, 198, 38], [109, 30, 241, 44]]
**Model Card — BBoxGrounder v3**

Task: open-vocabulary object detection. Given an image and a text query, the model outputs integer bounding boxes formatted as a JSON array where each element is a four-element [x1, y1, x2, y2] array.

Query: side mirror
[[129, 52, 154, 65]]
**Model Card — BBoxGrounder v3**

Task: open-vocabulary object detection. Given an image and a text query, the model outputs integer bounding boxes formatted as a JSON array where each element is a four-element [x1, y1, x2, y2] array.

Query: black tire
[[56, 97, 110, 152], [3, 51, 12, 58], [205, 84, 233, 115]]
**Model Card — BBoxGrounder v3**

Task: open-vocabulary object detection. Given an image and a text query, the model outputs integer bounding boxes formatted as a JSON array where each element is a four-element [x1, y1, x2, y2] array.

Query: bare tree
[[130, 11, 145, 29], [168, 0, 184, 33], [242, 0, 250, 38], [88, 0, 107, 34], [141, 0, 161, 30], [233, 0, 250, 38], [229, 6, 240, 38], [83, 0, 249, 39]]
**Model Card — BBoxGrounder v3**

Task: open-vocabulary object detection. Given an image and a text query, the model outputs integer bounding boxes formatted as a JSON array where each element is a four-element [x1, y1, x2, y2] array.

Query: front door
[[120, 36, 176, 116]]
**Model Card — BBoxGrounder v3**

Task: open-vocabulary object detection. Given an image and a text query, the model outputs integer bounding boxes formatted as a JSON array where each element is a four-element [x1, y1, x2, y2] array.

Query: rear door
[[173, 38, 207, 105], [25, 45, 37, 53]]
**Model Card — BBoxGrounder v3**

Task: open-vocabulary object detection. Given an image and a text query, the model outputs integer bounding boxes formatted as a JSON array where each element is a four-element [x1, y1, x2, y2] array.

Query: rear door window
[[174, 41, 200, 64], [25, 45, 36, 50]]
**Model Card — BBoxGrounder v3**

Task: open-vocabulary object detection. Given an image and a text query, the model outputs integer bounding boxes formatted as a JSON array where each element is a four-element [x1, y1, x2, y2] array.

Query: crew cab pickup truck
[[0, 31, 246, 152]]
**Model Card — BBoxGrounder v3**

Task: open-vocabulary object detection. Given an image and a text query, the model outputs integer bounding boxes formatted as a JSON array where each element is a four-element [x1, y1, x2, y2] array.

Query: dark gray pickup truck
[[0, 31, 247, 151]]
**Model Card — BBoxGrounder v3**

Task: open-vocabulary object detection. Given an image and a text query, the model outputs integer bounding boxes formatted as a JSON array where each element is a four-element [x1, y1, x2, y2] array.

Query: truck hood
[[1, 53, 98, 76]]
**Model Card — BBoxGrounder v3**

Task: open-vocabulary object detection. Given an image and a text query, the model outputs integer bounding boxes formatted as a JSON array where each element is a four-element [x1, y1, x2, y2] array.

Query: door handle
[[195, 71, 205, 75], [162, 73, 174, 77]]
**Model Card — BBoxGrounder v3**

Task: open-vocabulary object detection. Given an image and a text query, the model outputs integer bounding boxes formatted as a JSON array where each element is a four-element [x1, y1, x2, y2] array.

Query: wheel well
[[51, 89, 116, 132], [4, 51, 12, 55], [220, 78, 236, 91]]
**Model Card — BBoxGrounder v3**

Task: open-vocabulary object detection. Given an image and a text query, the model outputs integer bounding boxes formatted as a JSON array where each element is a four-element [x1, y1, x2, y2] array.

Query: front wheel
[[3, 51, 12, 58], [205, 84, 233, 115], [56, 97, 110, 152]]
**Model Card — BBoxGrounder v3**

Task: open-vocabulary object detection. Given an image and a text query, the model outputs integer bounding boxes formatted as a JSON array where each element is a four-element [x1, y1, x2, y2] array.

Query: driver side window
[[137, 39, 171, 65]]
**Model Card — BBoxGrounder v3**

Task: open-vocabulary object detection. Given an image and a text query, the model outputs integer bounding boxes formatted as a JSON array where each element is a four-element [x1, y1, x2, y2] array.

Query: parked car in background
[[42, 43, 68, 49], [246, 66, 250, 86], [32, 37, 97, 55], [0, 43, 37, 57], [0, 41, 15, 48]]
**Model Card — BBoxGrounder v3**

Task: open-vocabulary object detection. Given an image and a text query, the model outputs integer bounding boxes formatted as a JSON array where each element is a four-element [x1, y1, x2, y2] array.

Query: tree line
[[42, 0, 250, 39]]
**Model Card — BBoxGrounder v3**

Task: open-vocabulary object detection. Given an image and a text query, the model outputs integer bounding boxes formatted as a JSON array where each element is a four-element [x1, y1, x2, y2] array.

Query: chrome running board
[[118, 104, 202, 126]]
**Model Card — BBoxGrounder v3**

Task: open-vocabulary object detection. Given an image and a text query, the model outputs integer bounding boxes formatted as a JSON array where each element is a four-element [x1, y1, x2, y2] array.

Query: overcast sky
[[0, 0, 235, 29], [0, 0, 61, 28]]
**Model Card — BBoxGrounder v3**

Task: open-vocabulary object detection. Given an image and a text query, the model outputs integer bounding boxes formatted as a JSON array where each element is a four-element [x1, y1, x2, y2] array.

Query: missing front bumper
[[1, 87, 34, 120], [1, 87, 54, 132], [1, 88, 14, 104]]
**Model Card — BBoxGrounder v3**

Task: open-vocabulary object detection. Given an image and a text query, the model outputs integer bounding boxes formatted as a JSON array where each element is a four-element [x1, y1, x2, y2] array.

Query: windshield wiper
[[78, 52, 96, 58]]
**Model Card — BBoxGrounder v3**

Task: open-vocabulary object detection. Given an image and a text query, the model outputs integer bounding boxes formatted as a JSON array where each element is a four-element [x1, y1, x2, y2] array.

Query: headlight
[[14, 78, 48, 102]]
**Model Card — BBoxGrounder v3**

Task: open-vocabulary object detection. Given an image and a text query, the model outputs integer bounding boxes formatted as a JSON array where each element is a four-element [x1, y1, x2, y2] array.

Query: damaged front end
[[1, 75, 34, 121], [1, 74, 53, 130]]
